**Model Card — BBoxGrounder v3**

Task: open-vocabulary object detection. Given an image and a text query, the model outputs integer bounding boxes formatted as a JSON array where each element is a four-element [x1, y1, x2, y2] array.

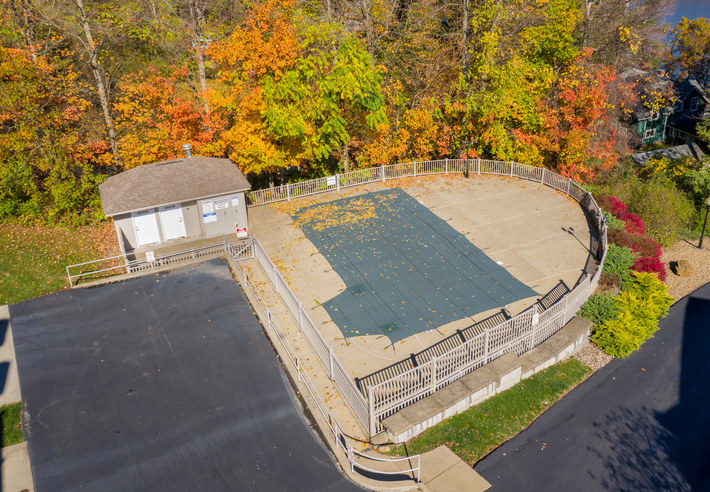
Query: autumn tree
[[261, 32, 387, 174], [663, 17, 710, 87]]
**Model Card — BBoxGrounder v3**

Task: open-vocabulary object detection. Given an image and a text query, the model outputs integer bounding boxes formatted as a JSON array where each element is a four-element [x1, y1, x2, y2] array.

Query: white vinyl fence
[[242, 159, 608, 436]]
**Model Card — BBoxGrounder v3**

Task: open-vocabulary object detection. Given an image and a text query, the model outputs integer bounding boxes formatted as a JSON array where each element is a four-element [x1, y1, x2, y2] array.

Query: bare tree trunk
[[343, 143, 349, 172], [461, 0, 469, 74], [326, 0, 332, 22], [73, 0, 120, 163], [188, 0, 210, 114], [362, 0, 376, 56]]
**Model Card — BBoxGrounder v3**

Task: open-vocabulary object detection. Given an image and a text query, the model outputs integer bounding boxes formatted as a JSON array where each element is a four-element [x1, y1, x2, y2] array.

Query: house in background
[[621, 69, 674, 146], [621, 70, 709, 148], [99, 151, 251, 253], [666, 78, 710, 146]]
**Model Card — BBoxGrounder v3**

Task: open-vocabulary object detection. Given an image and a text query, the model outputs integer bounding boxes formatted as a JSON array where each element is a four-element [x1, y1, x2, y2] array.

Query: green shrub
[[579, 293, 619, 332], [602, 244, 637, 289], [675, 167, 710, 211], [628, 176, 695, 246], [603, 211, 626, 230], [591, 272, 673, 358]]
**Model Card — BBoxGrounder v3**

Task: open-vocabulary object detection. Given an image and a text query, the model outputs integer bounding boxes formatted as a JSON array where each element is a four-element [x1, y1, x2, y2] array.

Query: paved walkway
[[249, 174, 591, 381], [474, 282, 710, 491]]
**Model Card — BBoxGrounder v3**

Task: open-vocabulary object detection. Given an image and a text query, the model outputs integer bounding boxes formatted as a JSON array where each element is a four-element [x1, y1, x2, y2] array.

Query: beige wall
[[112, 193, 249, 251]]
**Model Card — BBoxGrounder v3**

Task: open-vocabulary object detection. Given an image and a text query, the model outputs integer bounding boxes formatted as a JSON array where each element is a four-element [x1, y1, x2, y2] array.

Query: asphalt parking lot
[[10, 258, 362, 491]]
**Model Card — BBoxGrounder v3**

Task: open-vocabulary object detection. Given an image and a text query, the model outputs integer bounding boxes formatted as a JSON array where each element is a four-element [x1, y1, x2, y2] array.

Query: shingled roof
[[99, 157, 251, 216]]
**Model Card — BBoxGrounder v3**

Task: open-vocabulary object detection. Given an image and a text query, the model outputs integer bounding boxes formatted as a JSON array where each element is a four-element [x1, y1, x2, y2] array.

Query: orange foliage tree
[[207, 0, 299, 175], [112, 66, 219, 169]]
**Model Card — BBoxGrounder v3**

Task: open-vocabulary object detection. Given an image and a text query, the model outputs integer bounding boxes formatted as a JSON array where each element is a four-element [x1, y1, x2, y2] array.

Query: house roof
[[631, 143, 706, 166], [99, 157, 251, 216]]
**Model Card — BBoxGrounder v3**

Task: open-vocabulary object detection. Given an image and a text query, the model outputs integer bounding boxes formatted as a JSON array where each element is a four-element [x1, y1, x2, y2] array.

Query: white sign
[[327, 176, 336, 186], [203, 212, 217, 223], [236, 227, 248, 238], [214, 198, 228, 210], [202, 200, 214, 213], [532, 311, 540, 326], [231, 196, 239, 207], [145, 251, 155, 262]]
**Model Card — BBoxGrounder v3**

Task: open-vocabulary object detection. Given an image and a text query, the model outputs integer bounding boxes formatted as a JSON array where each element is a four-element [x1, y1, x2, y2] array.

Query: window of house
[[690, 97, 699, 111], [644, 128, 656, 140], [650, 110, 659, 120], [668, 128, 676, 138]]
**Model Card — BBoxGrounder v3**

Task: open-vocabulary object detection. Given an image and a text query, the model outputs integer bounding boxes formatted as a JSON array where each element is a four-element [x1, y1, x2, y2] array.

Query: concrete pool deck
[[247, 174, 592, 381]]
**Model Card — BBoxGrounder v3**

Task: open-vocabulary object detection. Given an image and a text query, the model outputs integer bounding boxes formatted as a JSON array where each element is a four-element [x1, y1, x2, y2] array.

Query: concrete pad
[[484, 249, 546, 284], [1, 442, 34, 492], [0, 305, 21, 406], [419, 445, 462, 483], [427, 460, 491, 492]]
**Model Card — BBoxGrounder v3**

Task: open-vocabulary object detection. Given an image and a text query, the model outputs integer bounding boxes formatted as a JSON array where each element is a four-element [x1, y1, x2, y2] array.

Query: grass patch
[[390, 358, 590, 465], [1, 402, 23, 447], [0, 223, 119, 305]]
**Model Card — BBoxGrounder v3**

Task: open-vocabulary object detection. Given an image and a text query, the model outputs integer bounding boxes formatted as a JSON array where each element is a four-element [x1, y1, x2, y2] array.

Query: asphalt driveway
[[474, 282, 710, 491], [10, 258, 362, 491]]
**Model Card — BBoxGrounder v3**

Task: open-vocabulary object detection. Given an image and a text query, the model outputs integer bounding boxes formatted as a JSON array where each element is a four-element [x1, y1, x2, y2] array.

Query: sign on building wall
[[237, 228, 248, 238], [231, 196, 239, 207], [203, 212, 217, 223], [146, 251, 155, 262], [214, 198, 228, 210], [202, 200, 214, 213]]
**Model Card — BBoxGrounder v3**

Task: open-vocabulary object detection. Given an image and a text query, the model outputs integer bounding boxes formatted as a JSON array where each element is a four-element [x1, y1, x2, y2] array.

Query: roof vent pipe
[[182, 143, 192, 158]]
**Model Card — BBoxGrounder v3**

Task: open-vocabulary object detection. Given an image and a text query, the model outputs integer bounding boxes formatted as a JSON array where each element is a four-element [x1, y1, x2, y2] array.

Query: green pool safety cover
[[293, 188, 537, 344]]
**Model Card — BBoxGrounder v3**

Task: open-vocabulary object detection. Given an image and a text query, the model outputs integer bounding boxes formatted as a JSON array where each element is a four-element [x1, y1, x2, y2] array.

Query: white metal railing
[[244, 159, 607, 435], [68, 159, 607, 438], [66, 236, 233, 286], [225, 235, 421, 483]]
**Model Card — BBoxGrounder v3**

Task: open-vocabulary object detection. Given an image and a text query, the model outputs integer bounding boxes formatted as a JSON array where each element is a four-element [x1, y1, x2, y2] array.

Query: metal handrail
[[229, 244, 421, 483], [66, 237, 230, 286]]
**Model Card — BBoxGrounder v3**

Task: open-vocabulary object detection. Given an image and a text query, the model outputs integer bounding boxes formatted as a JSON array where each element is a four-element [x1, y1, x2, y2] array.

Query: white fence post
[[381, 165, 386, 182], [541, 167, 546, 184], [477, 158, 481, 174], [566, 178, 572, 194], [287, 183, 291, 201], [431, 357, 437, 393], [368, 386, 376, 436], [273, 264, 278, 292], [329, 346, 335, 379], [336, 174, 341, 191], [483, 329, 489, 362], [445, 158, 449, 173], [510, 161, 514, 176], [414, 162, 417, 177]]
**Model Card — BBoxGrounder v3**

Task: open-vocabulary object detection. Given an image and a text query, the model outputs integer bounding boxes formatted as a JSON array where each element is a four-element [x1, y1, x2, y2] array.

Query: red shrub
[[608, 196, 627, 216], [620, 212, 645, 235], [633, 256, 667, 282], [628, 234, 661, 260]]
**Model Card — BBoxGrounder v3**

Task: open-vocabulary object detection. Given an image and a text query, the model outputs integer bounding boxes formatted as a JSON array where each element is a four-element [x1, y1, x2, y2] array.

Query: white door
[[159, 204, 187, 241], [132, 209, 161, 247]]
